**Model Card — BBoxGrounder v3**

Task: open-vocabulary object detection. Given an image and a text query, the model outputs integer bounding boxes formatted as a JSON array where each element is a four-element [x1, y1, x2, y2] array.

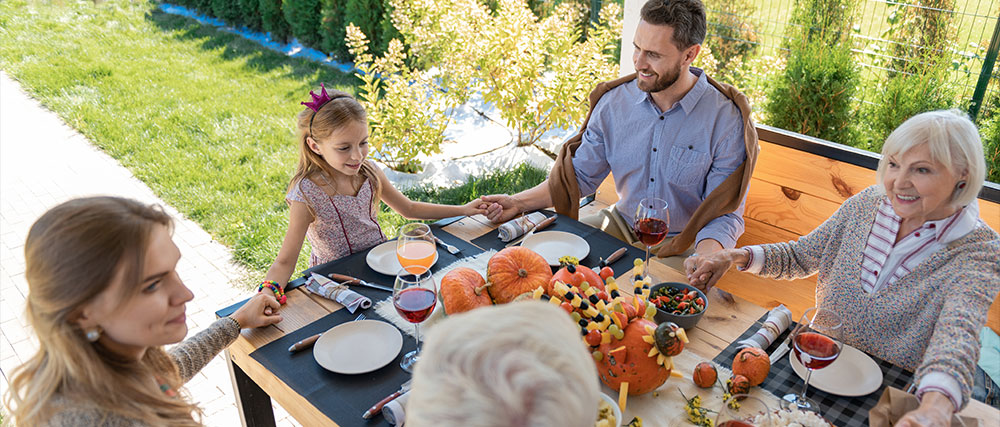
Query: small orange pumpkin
[[486, 247, 552, 304], [732, 347, 771, 386], [692, 362, 717, 388], [440, 267, 492, 315], [728, 374, 751, 396]]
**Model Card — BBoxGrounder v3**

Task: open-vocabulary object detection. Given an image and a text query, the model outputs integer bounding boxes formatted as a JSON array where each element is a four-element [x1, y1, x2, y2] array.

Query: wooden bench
[[583, 124, 1000, 333]]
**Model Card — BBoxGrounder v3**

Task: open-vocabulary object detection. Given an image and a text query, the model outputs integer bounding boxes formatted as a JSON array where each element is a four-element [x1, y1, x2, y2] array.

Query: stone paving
[[0, 71, 300, 426]]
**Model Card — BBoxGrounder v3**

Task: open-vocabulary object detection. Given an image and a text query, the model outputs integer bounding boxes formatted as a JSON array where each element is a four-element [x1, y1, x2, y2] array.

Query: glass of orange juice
[[396, 223, 436, 274]]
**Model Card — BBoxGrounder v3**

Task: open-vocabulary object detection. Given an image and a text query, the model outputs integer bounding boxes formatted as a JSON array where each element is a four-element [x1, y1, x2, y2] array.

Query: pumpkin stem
[[474, 282, 491, 296], [517, 268, 527, 278]]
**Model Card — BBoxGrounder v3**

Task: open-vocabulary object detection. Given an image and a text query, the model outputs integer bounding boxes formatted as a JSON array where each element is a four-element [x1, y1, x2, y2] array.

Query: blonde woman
[[407, 301, 600, 427], [3, 197, 282, 426]]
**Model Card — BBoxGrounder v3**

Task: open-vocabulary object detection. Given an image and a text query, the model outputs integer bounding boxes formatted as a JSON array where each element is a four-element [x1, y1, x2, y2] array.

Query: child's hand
[[462, 198, 489, 216], [231, 292, 284, 329], [480, 194, 520, 223]]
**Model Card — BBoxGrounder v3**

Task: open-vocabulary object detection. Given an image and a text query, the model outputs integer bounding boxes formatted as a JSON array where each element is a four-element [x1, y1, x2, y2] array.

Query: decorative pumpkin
[[550, 263, 605, 294], [728, 374, 751, 396], [692, 362, 717, 388], [653, 322, 685, 357], [440, 267, 492, 315], [596, 318, 670, 395], [732, 347, 771, 386], [486, 247, 552, 304]]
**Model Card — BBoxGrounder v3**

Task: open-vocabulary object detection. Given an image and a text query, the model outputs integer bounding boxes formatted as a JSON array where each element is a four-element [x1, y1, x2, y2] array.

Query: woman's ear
[[306, 137, 323, 156]]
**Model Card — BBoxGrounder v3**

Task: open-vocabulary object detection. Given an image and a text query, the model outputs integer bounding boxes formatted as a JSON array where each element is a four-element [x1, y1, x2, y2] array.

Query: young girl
[[261, 84, 484, 295], [4, 197, 281, 426]]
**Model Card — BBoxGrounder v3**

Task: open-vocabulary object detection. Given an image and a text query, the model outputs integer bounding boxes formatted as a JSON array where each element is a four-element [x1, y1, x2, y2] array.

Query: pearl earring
[[85, 328, 101, 342]]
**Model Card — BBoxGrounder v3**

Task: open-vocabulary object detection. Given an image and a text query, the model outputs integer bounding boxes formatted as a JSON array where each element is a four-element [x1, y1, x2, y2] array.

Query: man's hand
[[894, 392, 953, 427], [480, 194, 522, 223], [683, 249, 743, 294]]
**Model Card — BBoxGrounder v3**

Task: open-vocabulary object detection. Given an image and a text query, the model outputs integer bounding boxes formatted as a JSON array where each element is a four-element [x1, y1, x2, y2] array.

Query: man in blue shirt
[[482, 0, 755, 263]]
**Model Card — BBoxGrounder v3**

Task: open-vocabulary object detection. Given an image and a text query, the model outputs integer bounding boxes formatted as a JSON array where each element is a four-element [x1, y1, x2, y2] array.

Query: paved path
[[0, 71, 299, 426]]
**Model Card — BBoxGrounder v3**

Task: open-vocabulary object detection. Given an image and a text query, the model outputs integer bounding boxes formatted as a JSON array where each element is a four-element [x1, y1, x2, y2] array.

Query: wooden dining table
[[220, 213, 999, 427]]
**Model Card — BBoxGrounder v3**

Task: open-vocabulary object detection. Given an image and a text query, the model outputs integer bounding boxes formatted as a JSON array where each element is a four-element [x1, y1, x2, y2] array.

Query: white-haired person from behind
[[407, 301, 600, 427]]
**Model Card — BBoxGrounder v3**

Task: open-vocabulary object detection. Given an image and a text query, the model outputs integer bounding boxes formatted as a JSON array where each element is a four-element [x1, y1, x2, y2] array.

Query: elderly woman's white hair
[[406, 301, 600, 427], [876, 109, 987, 207]]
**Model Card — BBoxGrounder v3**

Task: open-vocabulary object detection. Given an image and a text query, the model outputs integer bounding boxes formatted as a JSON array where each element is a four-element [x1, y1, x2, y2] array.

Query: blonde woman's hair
[[4, 197, 202, 426], [290, 87, 381, 214], [407, 301, 600, 427], [877, 109, 987, 207]]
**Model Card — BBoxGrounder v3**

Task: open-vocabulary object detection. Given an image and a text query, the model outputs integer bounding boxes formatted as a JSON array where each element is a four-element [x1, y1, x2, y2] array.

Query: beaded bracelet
[[258, 280, 287, 304]]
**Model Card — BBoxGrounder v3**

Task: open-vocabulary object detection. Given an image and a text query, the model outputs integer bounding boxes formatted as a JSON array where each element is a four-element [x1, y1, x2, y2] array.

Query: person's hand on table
[[231, 292, 284, 329], [462, 198, 490, 217], [684, 248, 745, 293], [894, 392, 953, 427], [480, 194, 521, 223]]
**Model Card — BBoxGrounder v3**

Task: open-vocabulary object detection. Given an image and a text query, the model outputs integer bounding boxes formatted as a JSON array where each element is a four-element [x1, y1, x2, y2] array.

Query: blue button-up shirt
[[572, 68, 747, 248]]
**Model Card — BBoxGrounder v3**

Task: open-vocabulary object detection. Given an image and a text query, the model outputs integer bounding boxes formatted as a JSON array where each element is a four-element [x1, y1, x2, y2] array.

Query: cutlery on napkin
[[735, 304, 793, 358], [328, 273, 394, 292], [363, 379, 412, 419], [498, 212, 548, 243], [503, 215, 556, 247], [306, 273, 373, 313], [382, 390, 411, 425]]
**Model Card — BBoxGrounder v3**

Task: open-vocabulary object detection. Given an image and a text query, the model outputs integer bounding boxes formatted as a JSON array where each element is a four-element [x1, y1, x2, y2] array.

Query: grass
[[0, 0, 547, 282]]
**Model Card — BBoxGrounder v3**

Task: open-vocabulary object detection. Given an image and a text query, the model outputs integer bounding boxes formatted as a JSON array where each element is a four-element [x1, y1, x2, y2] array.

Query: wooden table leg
[[226, 349, 277, 427]]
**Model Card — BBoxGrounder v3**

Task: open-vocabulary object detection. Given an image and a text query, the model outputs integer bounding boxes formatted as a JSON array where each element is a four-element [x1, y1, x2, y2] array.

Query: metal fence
[[701, 0, 999, 122]]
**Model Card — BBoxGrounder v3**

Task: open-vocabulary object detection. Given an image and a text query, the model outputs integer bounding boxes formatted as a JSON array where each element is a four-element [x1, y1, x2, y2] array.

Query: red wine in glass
[[717, 421, 755, 427], [634, 217, 668, 246], [394, 287, 437, 323], [793, 332, 841, 369]]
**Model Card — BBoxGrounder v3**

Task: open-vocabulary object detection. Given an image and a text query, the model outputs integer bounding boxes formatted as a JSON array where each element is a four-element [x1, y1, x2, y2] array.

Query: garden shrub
[[978, 84, 1000, 183], [344, 0, 385, 54], [211, 0, 244, 26], [283, 0, 322, 47], [238, 0, 263, 30], [260, 0, 291, 42], [764, 0, 859, 146], [320, 0, 347, 58], [704, 0, 757, 73]]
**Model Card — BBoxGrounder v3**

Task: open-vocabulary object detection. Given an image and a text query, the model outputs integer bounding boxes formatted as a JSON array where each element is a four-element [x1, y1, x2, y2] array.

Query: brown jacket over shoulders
[[548, 72, 759, 256]]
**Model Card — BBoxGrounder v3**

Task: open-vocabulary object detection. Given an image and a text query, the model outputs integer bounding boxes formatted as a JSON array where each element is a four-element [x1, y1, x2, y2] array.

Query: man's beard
[[636, 64, 681, 93]]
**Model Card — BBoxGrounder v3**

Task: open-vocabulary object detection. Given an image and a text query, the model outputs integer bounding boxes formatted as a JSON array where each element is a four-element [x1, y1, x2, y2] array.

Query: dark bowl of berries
[[649, 282, 707, 331]]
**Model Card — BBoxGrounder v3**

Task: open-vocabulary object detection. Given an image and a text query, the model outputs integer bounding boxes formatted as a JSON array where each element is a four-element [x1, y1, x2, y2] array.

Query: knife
[[593, 247, 628, 273], [363, 379, 413, 419], [328, 273, 394, 292], [504, 215, 556, 247], [769, 335, 793, 365]]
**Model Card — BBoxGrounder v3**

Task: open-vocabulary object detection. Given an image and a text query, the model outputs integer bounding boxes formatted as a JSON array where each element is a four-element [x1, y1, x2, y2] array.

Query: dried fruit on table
[[692, 362, 717, 388], [440, 267, 491, 315], [732, 347, 770, 386], [486, 247, 552, 304]]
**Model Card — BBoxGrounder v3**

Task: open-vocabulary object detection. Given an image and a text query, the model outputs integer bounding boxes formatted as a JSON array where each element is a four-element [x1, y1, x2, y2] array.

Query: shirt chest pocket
[[666, 145, 712, 187]]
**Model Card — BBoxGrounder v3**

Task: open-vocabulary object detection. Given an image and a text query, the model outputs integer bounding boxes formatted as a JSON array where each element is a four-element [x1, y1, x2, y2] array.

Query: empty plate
[[366, 240, 438, 276], [313, 319, 403, 374], [789, 343, 883, 396], [521, 231, 590, 266]]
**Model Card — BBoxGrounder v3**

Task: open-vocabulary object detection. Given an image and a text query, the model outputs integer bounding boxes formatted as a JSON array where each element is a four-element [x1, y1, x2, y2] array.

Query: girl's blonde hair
[[290, 87, 381, 213], [4, 197, 202, 426]]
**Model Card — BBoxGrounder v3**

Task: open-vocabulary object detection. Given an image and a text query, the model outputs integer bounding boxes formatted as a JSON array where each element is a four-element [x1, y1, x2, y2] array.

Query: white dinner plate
[[789, 343, 883, 396], [521, 231, 590, 266], [366, 240, 438, 276], [313, 319, 403, 374]]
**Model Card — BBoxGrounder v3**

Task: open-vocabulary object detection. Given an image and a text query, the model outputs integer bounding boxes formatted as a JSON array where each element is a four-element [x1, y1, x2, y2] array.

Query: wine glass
[[716, 394, 772, 427], [782, 307, 843, 411], [633, 197, 669, 279], [393, 265, 437, 372], [396, 223, 436, 274]]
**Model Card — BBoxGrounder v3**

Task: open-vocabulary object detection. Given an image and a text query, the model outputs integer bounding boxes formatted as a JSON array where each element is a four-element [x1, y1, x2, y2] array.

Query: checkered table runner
[[712, 314, 914, 427]]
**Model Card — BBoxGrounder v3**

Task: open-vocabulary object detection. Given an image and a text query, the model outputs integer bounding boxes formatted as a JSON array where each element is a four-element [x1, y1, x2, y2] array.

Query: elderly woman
[[407, 301, 601, 427], [3, 197, 282, 426], [685, 110, 999, 425]]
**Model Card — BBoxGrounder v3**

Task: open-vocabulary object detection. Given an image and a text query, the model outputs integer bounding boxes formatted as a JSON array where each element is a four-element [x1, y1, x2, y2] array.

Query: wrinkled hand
[[480, 194, 521, 224], [894, 393, 953, 427], [232, 292, 284, 329], [683, 250, 736, 293]]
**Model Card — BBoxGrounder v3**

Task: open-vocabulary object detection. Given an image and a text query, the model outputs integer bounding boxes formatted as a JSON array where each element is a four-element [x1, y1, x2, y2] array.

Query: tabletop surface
[[224, 213, 998, 426]]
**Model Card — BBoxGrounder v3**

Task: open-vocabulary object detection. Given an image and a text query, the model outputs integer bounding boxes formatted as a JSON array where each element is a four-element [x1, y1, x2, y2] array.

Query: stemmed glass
[[716, 394, 772, 427], [396, 223, 436, 274], [782, 307, 843, 411], [392, 265, 437, 372], [633, 197, 669, 278]]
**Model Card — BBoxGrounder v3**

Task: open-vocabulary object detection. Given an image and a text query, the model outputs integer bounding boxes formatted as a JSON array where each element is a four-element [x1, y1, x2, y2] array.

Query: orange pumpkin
[[728, 374, 751, 396], [440, 267, 492, 315], [486, 247, 552, 304], [550, 264, 605, 294], [732, 347, 771, 386], [692, 362, 717, 388], [596, 318, 670, 395]]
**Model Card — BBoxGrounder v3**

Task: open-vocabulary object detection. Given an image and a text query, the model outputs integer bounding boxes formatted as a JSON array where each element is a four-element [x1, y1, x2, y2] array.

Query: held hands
[[683, 249, 741, 293], [480, 194, 521, 224], [462, 198, 490, 217], [231, 292, 284, 329]]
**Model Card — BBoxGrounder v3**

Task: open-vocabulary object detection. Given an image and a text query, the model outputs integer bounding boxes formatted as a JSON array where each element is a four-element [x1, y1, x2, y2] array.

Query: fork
[[354, 313, 366, 321], [288, 312, 366, 352], [433, 235, 461, 255]]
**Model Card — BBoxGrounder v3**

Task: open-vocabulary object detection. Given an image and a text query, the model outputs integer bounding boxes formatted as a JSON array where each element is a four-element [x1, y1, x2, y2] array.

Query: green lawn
[[0, 0, 546, 282]]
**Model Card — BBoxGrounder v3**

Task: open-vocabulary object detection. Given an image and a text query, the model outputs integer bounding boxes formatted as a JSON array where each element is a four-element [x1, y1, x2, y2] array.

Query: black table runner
[[470, 210, 648, 276], [713, 314, 914, 426]]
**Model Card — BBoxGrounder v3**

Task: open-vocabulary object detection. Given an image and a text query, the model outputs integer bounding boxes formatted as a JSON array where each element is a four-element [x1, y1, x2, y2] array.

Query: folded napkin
[[497, 212, 548, 242], [869, 387, 978, 427], [383, 390, 410, 425], [306, 273, 372, 313], [737, 304, 793, 349]]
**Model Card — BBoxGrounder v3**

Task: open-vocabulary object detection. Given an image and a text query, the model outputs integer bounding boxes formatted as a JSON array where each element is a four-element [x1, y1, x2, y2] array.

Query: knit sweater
[[41, 318, 241, 426], [754, 185, 1000, 409]]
